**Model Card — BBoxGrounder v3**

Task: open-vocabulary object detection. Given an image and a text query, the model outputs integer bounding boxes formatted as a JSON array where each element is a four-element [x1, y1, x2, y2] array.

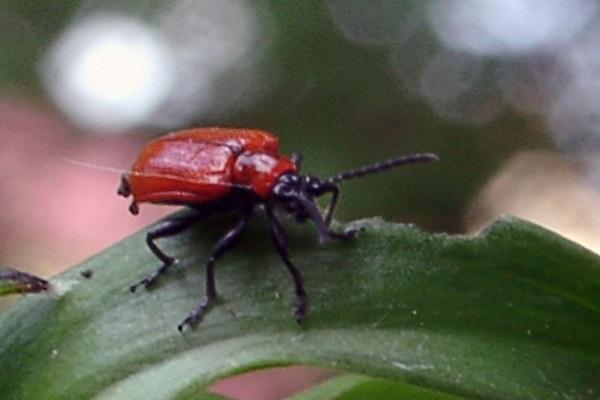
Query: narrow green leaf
[[0, 267, 49, 296], [0, 212, 598, 399], [290, 374, 464, 400]]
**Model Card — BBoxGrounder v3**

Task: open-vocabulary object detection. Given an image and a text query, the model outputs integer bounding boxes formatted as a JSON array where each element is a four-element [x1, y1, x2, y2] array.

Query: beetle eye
[[274, 183, 293, 198], [282, 185, 296, 196], [303, 176, 322, 194]]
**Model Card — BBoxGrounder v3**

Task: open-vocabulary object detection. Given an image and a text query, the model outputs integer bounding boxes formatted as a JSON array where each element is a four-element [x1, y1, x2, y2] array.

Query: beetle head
[[272, 172, 331, 222], [270, 152, 438, 242]]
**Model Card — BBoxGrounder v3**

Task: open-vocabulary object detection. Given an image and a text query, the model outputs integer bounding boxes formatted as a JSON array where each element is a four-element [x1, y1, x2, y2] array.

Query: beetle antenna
[[325, 153, 438, 184], [63, 158, 130, 174]]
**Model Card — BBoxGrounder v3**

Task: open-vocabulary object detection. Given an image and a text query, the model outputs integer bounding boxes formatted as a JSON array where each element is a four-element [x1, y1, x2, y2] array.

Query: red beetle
[[118, 127, 437, 331]]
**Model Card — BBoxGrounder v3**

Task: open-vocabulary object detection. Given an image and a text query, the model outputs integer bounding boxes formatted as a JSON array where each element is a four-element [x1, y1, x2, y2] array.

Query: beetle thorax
[[232, 151, 296, 199]]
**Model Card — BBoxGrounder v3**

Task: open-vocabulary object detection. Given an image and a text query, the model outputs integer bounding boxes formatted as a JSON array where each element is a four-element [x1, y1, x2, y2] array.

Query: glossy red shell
[[233, 152, 297, 198], [124, 128, 297, 205]]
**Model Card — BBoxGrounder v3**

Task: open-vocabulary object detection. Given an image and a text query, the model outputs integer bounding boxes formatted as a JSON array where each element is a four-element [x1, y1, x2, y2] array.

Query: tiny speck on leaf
[[80, 270, 94, 279]]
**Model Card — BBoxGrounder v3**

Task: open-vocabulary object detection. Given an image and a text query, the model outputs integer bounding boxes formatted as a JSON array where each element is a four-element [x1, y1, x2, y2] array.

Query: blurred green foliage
[[0, 0, 553, 231], [0, 0, 79, 89]]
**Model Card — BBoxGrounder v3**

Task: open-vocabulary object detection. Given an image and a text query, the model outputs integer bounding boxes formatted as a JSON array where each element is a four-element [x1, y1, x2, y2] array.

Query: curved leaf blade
[[290, 374, 464, 400], [0, 213, 599, 399]]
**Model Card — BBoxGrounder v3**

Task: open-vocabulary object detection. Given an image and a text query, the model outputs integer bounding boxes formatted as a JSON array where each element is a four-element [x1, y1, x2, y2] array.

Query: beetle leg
[[130, 215, 201, 292], [311, 181, 361, 239], [178, 208, 254, 331], [295, 194, 358, 242], [322, 185, 361, 239], [320, 182, 340, 227], [265, 205, 308, 322]]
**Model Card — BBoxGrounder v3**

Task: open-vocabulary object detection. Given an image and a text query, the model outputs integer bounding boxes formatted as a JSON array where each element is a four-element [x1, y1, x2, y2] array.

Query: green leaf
[[0, 212, 599, 399], [0, 267, 49, 296], [290, 374, 464, 400]]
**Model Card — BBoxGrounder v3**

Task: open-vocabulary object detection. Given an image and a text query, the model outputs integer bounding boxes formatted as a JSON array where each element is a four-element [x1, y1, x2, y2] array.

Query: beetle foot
[[327, 226, 360, 241], [129, 259, 176, 292], [178, 298, 214, 332], [293, 296, 308, 323], [129, 277, 153, 293], [342, 226, 362, 239]]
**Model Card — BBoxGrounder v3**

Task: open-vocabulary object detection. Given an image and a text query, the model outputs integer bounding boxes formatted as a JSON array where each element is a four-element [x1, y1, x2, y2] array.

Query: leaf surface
[[0, 213, 598, 399]]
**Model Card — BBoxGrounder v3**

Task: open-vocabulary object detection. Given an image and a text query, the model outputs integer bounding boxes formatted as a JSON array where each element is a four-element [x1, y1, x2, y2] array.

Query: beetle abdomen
[[127, 139, 236, 204], [162, 128, 280, 154], [121, 128, 297, 207]]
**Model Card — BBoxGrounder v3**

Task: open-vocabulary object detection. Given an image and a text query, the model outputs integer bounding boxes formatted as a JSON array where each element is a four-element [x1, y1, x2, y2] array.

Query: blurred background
[[1, 0, 600, 397]]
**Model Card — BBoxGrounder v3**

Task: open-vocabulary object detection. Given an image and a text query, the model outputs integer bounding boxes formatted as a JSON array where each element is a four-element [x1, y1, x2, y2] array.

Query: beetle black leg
[[322, 184, 339, 227], [178, 208, 254, 331], [130, 215, 201, 292], [295, 194, 358, 242], [266, 205, 308, 322], [318, 183, 361, 239]]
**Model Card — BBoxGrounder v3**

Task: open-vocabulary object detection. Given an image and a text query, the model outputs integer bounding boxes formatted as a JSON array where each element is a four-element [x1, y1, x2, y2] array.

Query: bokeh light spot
[[42, 14, 174, 131], [427, 0, 599, 56]]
